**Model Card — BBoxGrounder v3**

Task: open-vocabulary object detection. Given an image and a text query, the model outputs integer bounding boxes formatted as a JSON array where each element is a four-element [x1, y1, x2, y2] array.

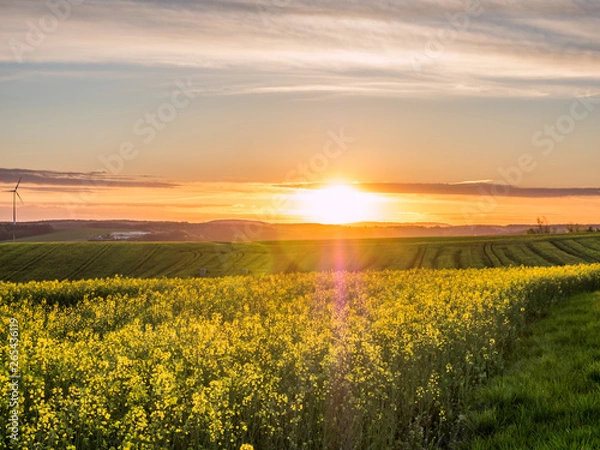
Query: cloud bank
[[1, 0, 598, 97], [0, 168, 176, 189], [283, 182, 600, 198]]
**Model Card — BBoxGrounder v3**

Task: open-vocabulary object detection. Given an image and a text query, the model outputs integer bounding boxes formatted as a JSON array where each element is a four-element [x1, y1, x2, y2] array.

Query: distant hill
[[2, 219, 599, 243]]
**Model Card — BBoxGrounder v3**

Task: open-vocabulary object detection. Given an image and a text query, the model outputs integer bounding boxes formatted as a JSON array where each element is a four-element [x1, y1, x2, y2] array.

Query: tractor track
[[452, 248, 463, 269], [482, 243, 496, 267], [524, 242, 564, 266], [550, 239, 600, 263], [130, 245, 164, 274], [429, 246, 443, 269], [66, 245, 113, 280], [409, 246, 426, 269], [7, 245, 58, 280]]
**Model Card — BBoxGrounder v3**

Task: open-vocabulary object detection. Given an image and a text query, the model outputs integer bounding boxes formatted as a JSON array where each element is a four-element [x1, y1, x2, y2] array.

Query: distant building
[[90, 231, 151, 241], [109, 232, 151, 240]]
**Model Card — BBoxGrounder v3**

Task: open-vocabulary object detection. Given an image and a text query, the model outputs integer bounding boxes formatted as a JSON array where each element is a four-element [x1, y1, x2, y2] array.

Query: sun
[[295, 184, 382, 224]]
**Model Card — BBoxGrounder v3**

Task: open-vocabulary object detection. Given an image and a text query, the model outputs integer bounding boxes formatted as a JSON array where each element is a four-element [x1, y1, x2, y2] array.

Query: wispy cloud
[[281, 182, 600, 198], [1, 0, 598, 97], [0, 168, 176, 189]]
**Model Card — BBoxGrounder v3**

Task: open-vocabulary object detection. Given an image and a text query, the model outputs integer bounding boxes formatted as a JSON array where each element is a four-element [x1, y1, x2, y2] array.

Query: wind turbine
[[5, 178, 24, 225]]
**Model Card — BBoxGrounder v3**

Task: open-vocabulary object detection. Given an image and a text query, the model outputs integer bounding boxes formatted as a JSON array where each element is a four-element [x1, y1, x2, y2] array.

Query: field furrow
[[2, 234, 600, 282]]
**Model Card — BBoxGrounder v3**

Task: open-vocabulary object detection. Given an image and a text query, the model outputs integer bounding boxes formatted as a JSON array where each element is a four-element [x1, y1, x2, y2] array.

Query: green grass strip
[[460, 291, 600, 450]]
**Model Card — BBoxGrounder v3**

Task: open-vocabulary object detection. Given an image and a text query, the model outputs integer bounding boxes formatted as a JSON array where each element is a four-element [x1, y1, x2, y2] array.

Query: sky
[[0, 0, 599, 225]]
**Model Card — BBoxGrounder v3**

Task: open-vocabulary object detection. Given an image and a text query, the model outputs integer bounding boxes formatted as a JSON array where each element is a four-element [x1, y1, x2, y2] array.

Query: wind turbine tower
[[5, 178, 24, 225]]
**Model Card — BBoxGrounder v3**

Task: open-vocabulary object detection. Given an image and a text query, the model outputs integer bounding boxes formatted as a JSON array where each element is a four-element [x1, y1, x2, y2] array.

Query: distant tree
[[536, 216, 551, 234], [0, 223, 53, 241]]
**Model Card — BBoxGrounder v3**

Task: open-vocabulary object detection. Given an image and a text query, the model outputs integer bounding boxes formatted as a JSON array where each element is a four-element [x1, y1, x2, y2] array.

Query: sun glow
[[295, 184, 383, 224]]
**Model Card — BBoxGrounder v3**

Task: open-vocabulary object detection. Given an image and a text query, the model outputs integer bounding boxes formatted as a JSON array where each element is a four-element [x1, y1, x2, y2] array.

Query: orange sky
[[3, 180, 599, 226], [1, 1, 599, 225]]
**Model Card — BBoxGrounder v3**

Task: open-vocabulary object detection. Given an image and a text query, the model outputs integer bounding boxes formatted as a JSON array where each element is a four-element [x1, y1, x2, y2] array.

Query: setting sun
[[295, 184, 383, 224]]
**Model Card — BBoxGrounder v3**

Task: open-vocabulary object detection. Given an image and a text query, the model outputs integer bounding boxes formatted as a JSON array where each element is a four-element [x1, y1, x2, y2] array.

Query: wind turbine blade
[[15, 177, 22, 190], [16, 192, 24, 204]]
